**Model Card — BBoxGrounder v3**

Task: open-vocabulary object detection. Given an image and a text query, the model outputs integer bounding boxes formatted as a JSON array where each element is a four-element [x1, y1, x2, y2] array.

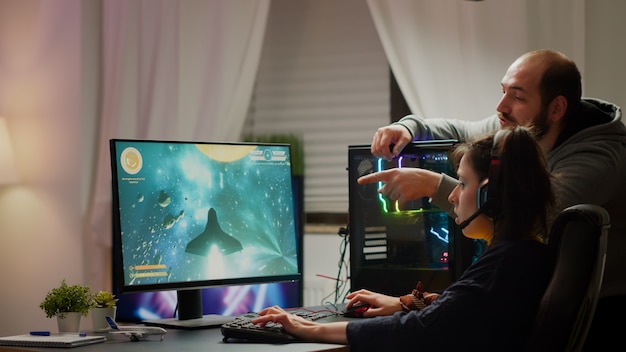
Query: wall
[[0, 0, 85, 335], [303, 233, 350, 307], [584, 1, 626, 110]]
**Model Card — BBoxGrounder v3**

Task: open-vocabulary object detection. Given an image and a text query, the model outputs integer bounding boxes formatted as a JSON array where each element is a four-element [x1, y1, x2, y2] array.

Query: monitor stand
[[143, 314, 235, 330], [142, 289, 235, 329]]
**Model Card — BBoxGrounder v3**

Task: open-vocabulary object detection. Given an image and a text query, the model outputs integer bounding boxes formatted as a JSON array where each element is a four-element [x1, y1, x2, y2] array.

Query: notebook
[[0, 333, 106, 348]]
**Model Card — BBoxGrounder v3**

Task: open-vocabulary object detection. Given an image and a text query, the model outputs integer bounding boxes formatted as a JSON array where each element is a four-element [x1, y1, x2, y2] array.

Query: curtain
[[84, 0, 270, 290], [367, 0, 585, 121]]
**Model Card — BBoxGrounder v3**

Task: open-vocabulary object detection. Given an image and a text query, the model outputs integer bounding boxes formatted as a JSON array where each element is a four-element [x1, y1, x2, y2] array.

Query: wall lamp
[[0, 117, 19, 185]]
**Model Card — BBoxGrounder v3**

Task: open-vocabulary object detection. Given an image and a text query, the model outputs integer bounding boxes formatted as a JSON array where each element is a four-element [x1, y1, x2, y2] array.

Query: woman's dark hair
[[451, 126, 554, 243]]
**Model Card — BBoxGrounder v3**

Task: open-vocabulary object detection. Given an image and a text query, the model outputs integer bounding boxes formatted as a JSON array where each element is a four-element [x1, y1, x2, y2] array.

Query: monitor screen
[[348, 140, 479, 296], [110, 139, 302, 328]]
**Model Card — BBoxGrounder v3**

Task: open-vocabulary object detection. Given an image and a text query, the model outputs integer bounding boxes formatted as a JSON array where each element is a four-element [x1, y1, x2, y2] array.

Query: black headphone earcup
[[478, 130, 505, 218], [477, 182, 489, 209]]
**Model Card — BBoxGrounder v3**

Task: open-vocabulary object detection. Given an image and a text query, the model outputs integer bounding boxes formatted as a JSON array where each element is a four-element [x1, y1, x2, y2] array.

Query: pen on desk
[[30, 331, 88, 337]]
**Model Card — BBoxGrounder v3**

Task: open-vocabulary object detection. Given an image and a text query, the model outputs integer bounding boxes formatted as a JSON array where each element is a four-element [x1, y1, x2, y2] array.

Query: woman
[[252, 126, 555, 351]]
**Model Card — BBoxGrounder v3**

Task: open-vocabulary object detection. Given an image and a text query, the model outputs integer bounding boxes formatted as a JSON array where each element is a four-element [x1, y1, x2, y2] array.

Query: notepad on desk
[[0, 333, 106, 348]]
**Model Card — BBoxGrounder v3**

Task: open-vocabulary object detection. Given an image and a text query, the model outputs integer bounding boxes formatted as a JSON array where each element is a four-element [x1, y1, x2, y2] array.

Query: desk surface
[[0, 328, 349, 352]]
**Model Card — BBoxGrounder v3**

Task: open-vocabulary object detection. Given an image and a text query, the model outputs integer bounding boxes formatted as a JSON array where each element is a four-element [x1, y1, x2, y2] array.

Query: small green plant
[[91, 290, 118, 308], [39, 279, 94, 318]]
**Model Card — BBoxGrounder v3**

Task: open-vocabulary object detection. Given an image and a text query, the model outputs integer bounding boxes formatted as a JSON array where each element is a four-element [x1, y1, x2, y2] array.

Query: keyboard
[[221, 307, 342, 343]]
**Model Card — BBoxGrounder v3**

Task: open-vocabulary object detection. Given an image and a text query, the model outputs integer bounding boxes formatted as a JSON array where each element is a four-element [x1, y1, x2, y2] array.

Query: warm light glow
[[0, 117, 19, 185]]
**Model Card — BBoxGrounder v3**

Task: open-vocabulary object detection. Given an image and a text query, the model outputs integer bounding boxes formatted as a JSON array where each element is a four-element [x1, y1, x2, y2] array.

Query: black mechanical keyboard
[[221, 307, 342, 343]]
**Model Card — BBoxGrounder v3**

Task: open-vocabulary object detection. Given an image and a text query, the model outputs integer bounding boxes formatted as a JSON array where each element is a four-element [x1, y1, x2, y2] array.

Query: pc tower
[[347, 141, 478, 296]]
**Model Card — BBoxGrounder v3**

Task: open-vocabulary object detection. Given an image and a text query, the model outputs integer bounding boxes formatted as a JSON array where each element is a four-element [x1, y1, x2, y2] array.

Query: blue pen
[[30, 331, 87, 337]]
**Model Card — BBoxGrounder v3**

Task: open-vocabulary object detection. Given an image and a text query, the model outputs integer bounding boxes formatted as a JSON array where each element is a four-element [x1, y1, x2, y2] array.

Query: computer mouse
[[342, 303, 372, 318]]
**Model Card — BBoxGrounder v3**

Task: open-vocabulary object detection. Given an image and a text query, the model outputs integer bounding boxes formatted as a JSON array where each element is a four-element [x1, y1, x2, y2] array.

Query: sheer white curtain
[[84, 0, 270, 290], [367, 0, 585, 121]]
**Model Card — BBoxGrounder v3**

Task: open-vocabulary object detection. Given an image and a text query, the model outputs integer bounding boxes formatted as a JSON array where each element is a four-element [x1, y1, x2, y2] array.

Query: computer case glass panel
[[348, 140, 477, 296]]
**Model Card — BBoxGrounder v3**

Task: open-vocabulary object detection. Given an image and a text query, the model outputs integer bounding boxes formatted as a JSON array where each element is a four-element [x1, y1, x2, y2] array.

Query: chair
[[523, 204, 609, 352]]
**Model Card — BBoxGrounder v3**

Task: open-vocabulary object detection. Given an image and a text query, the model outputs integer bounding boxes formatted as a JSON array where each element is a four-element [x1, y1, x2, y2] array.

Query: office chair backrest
[[523, 204, 609, 352]]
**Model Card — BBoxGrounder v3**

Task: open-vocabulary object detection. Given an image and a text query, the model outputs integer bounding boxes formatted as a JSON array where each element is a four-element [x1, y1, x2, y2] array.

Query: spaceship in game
[[185, 207, 243, 256]]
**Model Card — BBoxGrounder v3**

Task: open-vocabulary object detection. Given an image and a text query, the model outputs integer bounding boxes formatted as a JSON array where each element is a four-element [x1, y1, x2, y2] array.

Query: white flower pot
[[56, 312, 82, 333], [91, 307, 117, 332]]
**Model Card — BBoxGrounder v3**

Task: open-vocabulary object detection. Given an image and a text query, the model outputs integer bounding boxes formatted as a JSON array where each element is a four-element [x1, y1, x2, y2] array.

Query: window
[[242, 0, 390, 219]]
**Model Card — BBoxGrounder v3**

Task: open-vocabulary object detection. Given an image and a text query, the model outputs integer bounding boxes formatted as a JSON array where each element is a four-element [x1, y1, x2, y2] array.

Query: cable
[[334, 225, 351, 304], [318, 224, 351, 307]]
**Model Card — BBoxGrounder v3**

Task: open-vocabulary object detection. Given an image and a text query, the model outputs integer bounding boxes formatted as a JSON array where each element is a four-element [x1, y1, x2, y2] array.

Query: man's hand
[[371, 124, 413, 160], [357, 168, 443, 207]]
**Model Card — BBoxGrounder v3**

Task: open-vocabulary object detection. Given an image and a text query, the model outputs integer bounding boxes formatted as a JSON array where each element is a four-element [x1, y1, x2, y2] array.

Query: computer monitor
[[348, 140, 480, 296], [109, 139, 302, 329]]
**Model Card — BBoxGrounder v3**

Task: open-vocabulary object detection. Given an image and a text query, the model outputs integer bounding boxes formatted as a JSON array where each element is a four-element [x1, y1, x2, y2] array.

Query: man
[[359, 49, 626, 348]]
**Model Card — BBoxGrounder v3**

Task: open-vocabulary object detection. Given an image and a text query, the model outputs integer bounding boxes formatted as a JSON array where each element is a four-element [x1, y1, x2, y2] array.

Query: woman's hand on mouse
[[345, 290, 403, 317]]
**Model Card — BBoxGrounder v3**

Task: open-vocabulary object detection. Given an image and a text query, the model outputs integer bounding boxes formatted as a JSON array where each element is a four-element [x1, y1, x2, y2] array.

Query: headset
[[459, 129, 505, 229], [477, 129, 505, 217]]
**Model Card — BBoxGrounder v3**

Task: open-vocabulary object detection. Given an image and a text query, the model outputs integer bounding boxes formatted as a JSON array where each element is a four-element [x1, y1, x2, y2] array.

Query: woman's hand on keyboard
[[252, 306, 317, 331], [251, 306, 348, 344]]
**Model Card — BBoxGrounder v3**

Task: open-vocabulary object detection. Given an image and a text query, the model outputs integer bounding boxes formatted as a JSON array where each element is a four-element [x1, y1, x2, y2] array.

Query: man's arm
[[372, 114, 500, 159], [429, 173, 457, 216], [394, 114, 500, 142]]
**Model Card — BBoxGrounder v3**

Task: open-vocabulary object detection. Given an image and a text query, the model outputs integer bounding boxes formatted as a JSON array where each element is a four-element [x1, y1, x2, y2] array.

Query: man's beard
[[501, 106, 550, 140], [530, 106, 550, 140]]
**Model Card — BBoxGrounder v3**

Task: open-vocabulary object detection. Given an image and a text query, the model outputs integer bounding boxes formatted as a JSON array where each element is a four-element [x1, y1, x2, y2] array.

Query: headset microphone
[[458, 207, 484, 230]]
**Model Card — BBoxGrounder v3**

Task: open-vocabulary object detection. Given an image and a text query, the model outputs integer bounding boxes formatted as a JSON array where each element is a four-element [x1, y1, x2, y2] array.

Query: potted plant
[[39, 279, 94, 332], [90, 290, 119, 331]]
